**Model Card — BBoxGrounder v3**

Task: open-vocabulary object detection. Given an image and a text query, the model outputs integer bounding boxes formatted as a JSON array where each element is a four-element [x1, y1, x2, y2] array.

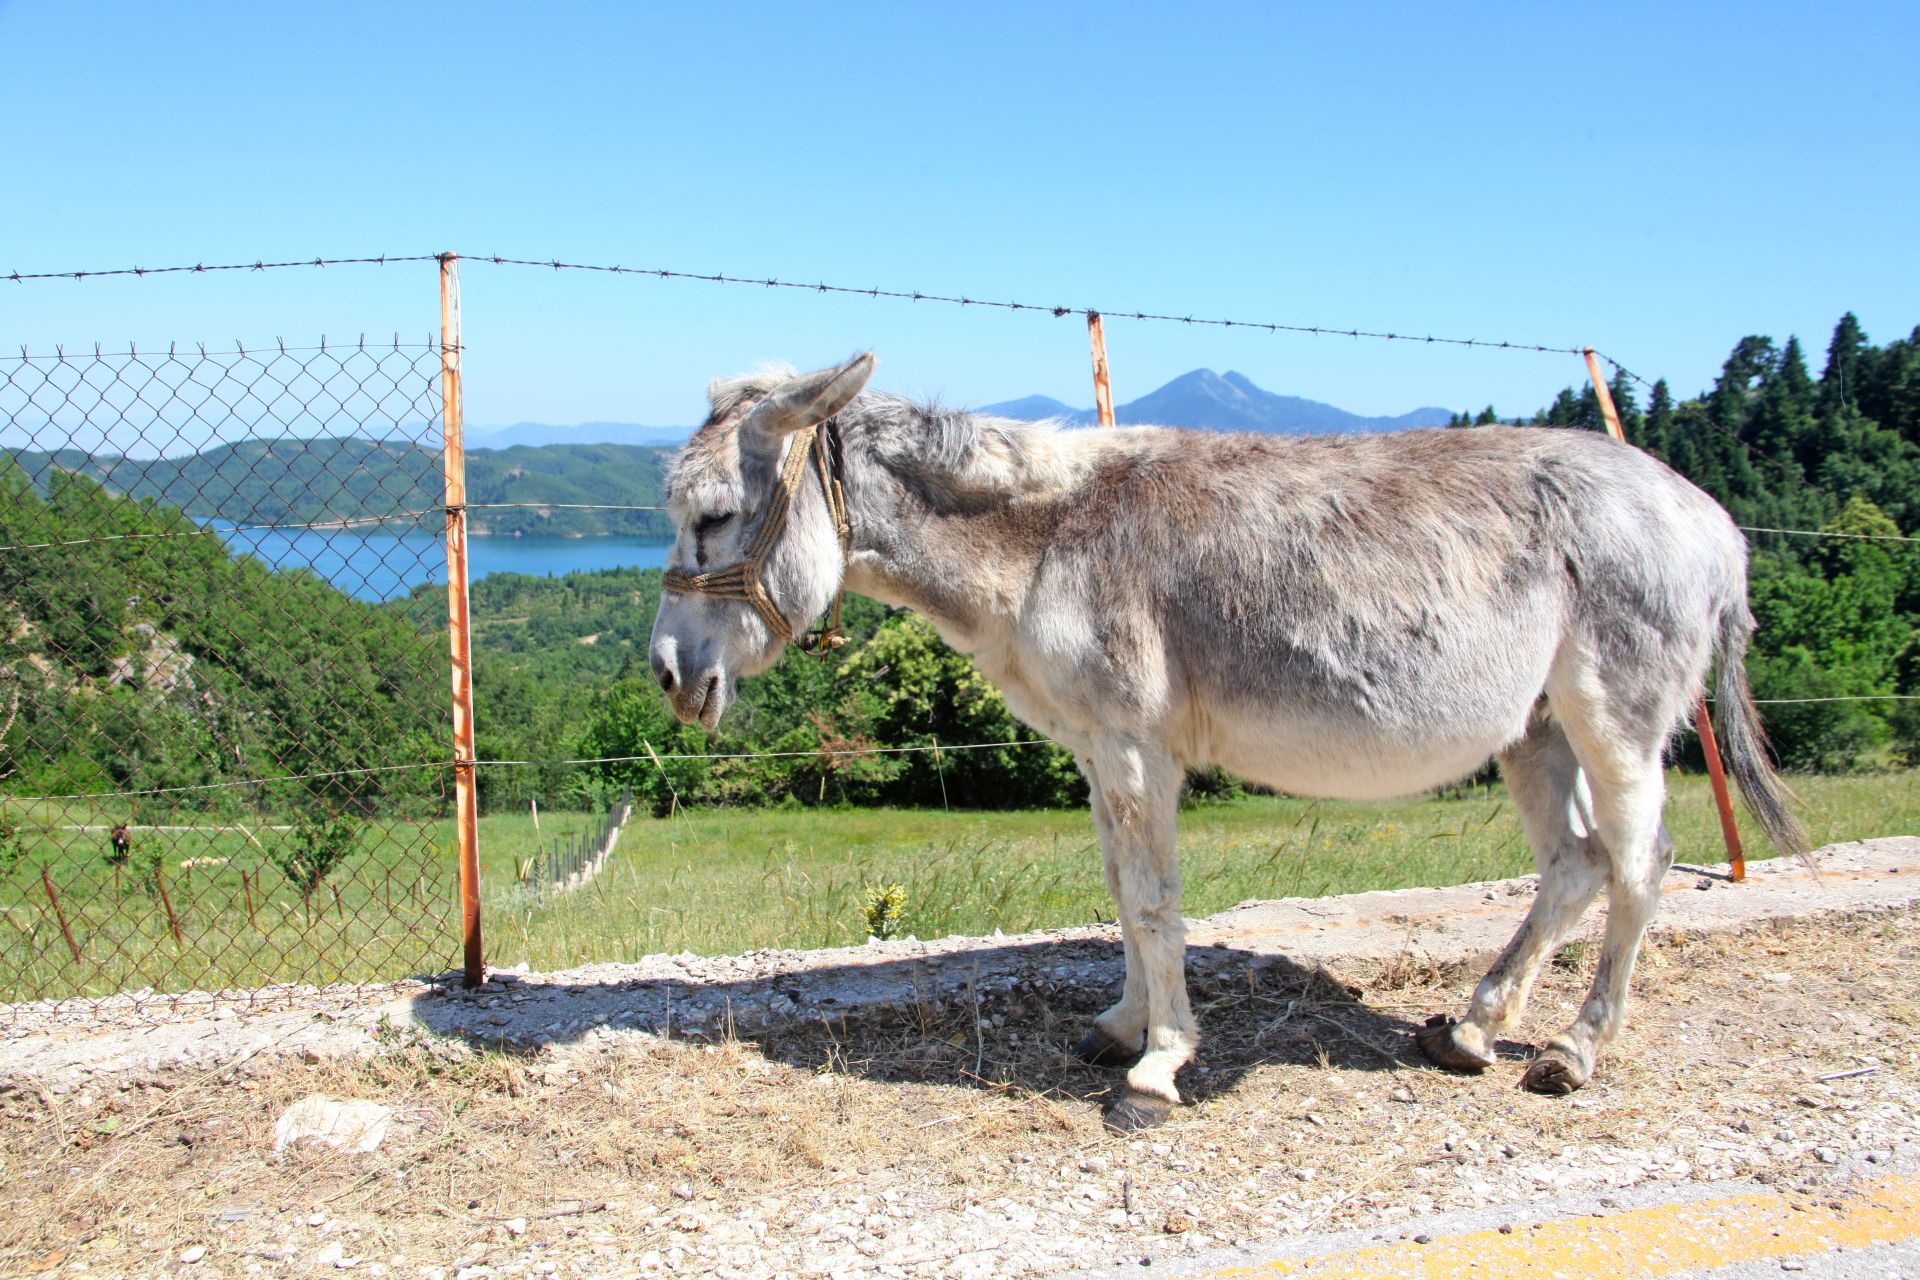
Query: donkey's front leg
[[1089, 736, 1193, 1132], [1073, 769, 1149, 1068]]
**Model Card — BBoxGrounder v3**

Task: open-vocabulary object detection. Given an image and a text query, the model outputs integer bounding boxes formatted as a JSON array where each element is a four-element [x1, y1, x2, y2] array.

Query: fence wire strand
[[9, 250, 1592, 362]]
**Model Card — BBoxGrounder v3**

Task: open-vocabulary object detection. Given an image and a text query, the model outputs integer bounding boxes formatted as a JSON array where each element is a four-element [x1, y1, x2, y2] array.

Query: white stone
[[274, 1096, 393, 1157]]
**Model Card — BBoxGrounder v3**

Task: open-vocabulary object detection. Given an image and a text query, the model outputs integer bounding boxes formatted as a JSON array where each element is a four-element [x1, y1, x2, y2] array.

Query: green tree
[[272, 806, 363, 899]]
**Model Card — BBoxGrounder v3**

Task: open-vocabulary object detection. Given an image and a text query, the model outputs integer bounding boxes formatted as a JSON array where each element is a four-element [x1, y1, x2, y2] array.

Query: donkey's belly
[[1192, 696, 1535, 802], [1214, 731, 1504, 800]]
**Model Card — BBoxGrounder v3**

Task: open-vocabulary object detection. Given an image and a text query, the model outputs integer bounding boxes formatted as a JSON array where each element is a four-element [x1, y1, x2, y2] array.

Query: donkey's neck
[[837, 404, 1097, 650]]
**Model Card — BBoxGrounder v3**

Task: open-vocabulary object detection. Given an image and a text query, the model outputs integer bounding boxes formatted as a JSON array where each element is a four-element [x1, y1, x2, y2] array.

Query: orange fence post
[[1087, 312, 1116, 428], [1691, 701, 1747, 880], [440, 253, 486, 982], [40, 866, 82, 964], [1584, 348, 1746, 881]]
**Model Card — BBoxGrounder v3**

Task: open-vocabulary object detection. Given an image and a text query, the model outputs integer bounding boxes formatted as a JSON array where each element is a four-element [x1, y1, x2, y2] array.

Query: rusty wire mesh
[[0, 339, 457, 1011]]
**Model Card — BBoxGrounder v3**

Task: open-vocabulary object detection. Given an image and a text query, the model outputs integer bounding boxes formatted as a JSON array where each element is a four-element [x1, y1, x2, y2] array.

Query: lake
[[213, 527, 674, 601]]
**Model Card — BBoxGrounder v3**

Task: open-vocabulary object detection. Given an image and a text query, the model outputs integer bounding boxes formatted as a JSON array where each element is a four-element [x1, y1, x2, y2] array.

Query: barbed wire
[[1737, 695, 1920, 704], [464, 501, 666, 512], [0, 511, 440, 554], [5, 256, 439, 285], [3, 738, 1056, 803], [1738, 525, 1920, 546], [472, 255, 1595, 357], [470, 738, 1051, 769], [6, 250, 1593, 361], [21, 694, 1920, 809]]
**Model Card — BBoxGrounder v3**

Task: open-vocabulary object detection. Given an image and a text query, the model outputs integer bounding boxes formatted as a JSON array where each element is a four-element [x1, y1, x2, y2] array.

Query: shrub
[[272, 806, 362, 899]]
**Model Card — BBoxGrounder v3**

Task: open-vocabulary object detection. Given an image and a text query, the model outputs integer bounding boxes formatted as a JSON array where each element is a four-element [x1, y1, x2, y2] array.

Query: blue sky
[[3, 1, 1916, 430]]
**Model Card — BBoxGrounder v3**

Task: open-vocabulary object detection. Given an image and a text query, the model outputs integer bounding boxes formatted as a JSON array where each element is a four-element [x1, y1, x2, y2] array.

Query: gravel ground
[[2, 839, 1915, 1278], [7, 838, 1915, 1086]]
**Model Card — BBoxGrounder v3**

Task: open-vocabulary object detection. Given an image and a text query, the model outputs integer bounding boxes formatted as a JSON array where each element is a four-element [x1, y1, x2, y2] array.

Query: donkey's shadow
[[409, 937, 1463, 1117]]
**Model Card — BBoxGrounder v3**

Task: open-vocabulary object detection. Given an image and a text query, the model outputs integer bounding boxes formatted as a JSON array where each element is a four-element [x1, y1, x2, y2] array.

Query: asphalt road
[[1053, 1143, 1920, 1280]]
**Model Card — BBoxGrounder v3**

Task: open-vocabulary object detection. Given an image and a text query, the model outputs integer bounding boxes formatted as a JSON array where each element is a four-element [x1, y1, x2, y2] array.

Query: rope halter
[[661, 420, 852, 656]]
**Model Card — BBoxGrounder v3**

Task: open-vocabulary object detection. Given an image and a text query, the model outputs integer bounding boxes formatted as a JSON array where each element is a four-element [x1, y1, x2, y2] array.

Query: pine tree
[[1607, 371, 1643, 442], [1749, 335, 1817, 468], [1710, 335, 1779, 432], [1819, 313, 1869, 417], [1640, 379, 1676, 460]]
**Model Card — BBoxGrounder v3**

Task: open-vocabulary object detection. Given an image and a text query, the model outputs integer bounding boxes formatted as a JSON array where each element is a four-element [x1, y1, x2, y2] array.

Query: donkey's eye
[[693, 512, 733, 537]]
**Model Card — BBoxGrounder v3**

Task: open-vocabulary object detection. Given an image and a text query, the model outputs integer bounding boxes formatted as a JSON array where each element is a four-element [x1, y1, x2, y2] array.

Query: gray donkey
[[648, 352, 1805, 1131]]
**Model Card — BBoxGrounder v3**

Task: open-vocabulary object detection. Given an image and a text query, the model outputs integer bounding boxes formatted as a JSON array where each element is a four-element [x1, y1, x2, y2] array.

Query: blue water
[[213, 527, 674, 601]]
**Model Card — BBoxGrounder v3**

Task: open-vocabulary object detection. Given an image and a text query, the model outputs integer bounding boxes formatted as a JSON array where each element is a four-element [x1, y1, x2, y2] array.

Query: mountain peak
[[979, 370, 1452, 436]]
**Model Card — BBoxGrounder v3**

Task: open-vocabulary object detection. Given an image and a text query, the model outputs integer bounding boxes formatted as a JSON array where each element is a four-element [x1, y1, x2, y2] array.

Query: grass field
[[4, 769, 1916, 1000], [484, 768, 1920, 969]]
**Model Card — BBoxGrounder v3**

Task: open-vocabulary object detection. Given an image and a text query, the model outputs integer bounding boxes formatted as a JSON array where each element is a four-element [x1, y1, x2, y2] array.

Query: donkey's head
[[647, 352, 874, 728]]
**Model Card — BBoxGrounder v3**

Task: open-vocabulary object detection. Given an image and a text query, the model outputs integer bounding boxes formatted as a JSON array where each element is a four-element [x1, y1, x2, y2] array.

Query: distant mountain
[[469, 421, 691, 449], [980, 369, 1451, 435], [973, 395, 1086, 423]]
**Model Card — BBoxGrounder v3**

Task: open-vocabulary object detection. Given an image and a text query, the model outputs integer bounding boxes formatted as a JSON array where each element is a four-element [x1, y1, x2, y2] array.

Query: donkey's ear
[[742, 352, 876, 440]]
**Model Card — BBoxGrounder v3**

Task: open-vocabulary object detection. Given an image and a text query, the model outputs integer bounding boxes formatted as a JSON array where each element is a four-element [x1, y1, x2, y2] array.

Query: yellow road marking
[[1186, 1171, 1920, 1279]]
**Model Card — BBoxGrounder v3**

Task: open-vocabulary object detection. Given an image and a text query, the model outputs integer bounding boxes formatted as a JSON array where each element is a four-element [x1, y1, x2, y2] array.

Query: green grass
[[486, 768, 1920, 969], [5, 770, 1916, 1000], [0, 799, 461, 1002]]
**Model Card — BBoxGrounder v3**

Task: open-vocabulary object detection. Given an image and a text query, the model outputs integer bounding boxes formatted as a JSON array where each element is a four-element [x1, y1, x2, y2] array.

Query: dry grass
[[4, 908, 1915, 1277]]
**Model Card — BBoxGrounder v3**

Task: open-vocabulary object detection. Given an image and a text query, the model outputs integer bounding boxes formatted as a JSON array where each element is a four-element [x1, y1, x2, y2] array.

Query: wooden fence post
[[1583, 347, 1746, 881], [441, 253, 486, 980], [1087, 312, 1116, 429]]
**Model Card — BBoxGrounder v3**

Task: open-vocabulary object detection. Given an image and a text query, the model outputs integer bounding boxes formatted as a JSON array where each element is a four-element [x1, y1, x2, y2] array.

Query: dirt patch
[[3, 897, 1916, 1275]]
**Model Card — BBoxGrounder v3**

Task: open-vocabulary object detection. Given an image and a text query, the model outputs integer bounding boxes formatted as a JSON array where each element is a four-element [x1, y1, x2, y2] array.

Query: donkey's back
[[1013, 425, 1746, 800]]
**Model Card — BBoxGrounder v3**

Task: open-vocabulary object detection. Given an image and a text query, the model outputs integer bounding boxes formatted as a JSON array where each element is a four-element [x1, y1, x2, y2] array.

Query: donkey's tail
[[1713, 599, 1809, 857]]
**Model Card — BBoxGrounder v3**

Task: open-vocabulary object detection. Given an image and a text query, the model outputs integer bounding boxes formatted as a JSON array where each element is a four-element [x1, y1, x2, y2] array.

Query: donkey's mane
[[673, 366, 1122, 509], [856, 395, 1128, 500]]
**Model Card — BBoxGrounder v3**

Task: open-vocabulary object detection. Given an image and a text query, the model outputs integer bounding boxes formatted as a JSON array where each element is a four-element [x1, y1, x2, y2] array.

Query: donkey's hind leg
[[1074, 765, 1147, 1068], [1418, 709, 1608, 1073], [1520, 733, 1671, 1095], [1509, 646, 1680, 1095]]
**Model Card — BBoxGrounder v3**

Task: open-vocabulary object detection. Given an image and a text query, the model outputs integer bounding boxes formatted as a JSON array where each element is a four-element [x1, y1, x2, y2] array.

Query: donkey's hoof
[[1414, 1014, 1494, 1073], [1073, 1028, 1142, 1069], [1519, 1054, 1587, 1096], [1103, 1086, 1173, 1134]]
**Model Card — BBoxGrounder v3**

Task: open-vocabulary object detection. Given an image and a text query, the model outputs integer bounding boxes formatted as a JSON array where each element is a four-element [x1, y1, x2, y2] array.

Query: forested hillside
[[0, 461, 444, 810], [6, 440, 675, 537]]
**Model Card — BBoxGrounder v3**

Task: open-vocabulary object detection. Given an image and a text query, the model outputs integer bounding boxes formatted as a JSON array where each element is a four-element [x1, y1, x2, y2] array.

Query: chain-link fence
[[0, 338, 459, 1008]]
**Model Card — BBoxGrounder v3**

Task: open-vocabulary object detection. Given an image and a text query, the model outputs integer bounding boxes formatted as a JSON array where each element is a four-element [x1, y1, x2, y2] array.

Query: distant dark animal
[[109, 823, 132, 864]]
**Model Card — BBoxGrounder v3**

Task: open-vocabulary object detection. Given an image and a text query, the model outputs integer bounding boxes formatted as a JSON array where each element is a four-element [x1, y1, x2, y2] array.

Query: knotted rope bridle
[[661, 419, 852, 656]]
